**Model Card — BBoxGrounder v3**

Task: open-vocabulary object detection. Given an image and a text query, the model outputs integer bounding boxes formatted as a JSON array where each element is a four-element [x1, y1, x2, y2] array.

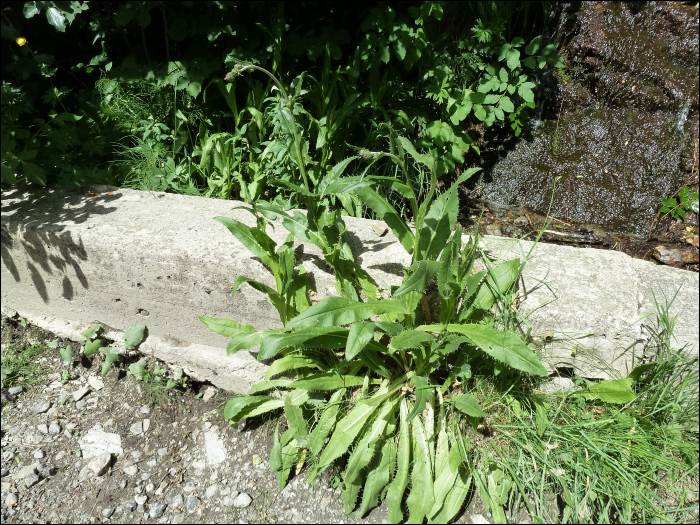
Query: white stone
[[142, 419, 150, 432], [123, 464, 139, 476], [204, 432, 226, 466], [232, 492, 252, 509], [88, 453, 112, 476], [87, 376, 105, 391], [73, 386, 90, 401], [79, 431, 123, 459]]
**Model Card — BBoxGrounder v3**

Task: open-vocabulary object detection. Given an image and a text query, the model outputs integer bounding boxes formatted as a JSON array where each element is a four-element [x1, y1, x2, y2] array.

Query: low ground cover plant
[[195, 61, 696, 524]]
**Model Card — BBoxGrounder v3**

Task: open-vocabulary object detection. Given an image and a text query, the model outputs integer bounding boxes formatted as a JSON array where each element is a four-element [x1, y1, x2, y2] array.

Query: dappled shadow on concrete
[[1, 183, 122, 303]]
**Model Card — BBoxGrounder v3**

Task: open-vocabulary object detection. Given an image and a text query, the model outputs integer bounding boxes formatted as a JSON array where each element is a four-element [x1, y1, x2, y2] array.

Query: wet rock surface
[[466, 1, 698, 242], [0, 315, 512, 524]]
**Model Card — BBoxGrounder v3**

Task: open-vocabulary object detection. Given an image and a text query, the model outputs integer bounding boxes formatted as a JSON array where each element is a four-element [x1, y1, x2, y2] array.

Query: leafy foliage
[[200, 78, 546, 518]]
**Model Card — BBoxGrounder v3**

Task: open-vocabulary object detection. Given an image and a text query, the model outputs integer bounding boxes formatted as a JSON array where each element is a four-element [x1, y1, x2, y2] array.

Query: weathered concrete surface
[[2, 184, 697, 389]]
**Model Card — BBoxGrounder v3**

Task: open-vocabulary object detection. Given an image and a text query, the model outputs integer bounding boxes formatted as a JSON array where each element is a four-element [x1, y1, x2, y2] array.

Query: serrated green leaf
[[290, 373, 372, 391], [535, 399, 547, 437], [393, 260, 441, 297], [259, 327, 349, 360], [406, 416, 434, 523], [388, 331, 434, 352], [223, 396, 271, 421], [316, 401, 379, 473], [214, 216, 276, 269], [498, 96, 514, 113], [453, 394, 487, 417], [406, 376, 431, 423], [344, 400, 396, 486], [436, 325, 547, 376], [358, 436, 394, 517], [246, 379, 293, 395], [387, 399, 410, 523], [354, 186, 415, 255], [124, 322, 146, 350], [429, 466, 472, 524], [284, 394, 308, 443], [308, 388, 345, 455], [429, 446, 462, 519]]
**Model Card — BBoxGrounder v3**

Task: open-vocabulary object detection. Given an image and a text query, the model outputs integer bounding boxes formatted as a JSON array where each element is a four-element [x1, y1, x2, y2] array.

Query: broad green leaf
[[388, 330, 434, 352], [270, 424, 283, 471], [1, 163, 16, 185], [265, 356, 323, 380], [259, 327, 349, 360], [226, 331, 269, 355], [59, 345, 73, 364], [376, 322, 404, 336], [84, 339, 101, 356], [406, 417, 434, 523], [290, 373, 373, 391], [307, 389, 345, 455], [284, 394, 308, 442], [223, 396, 271, 420], [393, 260, 441, 297], [46, 7, 67, 31], [365, 176, 416, 201], [452, 394, 487, 417], [627, 362, 657, 381], [286, 297, 408, 329], [246, 379, 293, 395], [387, 399, 411, 524], [199, 316, 255, 338], [124, 322, 146, 349], [498, 96, 515, 113], [429, 467, 472, 524], [354, 186, 415, 254], [357, 347, 391, 379], [406, 376, 431, 423], [418, 187, 459, 260], [127, 359, 147, 381], [323, 176, 372, 196], [346, 322, 376, 360], [316, 401, 379, 472], [437, 324, 547, 376], [525, 35, 542, 55], [397, 136, 436, 174], [22, 162, 46, 185], [583, 378, 636, 404]]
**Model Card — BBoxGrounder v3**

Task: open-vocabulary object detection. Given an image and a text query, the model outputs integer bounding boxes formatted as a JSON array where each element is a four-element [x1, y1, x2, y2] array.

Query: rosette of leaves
[[201, 130, 547, 522]]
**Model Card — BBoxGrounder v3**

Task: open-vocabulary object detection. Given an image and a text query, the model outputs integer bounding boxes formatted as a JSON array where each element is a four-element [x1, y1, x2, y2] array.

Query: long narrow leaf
[[393, 260, 441, 297], [307, 389, 345, 455], [406, 417, 434, 523], [387, 399, 411, 524], [316, 401, 379, 472], [286, 297, 408, 329], [259, 328, 349, 361], [214, 216, 276, 269], [198, 316, 255, 337], [358, 437, 394, 517], [354, 186, 415, 255]]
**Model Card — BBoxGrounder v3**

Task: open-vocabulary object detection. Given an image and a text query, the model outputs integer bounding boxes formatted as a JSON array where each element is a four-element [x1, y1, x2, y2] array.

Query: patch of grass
[[469, 290, 699, 524], [1, 337, 50, 405]]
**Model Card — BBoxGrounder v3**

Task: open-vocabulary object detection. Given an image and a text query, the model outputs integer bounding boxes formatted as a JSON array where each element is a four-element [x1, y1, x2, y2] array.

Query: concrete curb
[[2, 184, 697, 391]]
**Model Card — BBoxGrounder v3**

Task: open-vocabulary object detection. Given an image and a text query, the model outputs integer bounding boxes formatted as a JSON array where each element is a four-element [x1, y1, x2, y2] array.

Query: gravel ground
[[0, 314, 511, 525]]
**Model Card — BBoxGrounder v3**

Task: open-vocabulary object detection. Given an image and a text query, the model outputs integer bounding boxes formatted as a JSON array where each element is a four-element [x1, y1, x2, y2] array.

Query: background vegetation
[[2, 0, 561, 215]]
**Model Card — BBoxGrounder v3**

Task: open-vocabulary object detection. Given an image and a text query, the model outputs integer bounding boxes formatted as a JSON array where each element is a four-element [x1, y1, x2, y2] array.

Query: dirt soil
[[0, 313, 515, 525]]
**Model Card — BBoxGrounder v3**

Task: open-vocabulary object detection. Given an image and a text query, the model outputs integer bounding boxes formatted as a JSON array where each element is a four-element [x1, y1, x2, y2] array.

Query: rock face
[[475, 1, 698, 237]]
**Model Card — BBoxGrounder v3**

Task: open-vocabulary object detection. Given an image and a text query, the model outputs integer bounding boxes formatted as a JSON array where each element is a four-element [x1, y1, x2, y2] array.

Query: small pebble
[[129, 421, 143, 435], [232, 492, 252, 509], [32, 400, 51, 414], [5, 493, 19, 506], [48, 422, 61, 435], [102, 507, 115, 518], [8, 386, 23, 395], [124, 501, 137, 512], [140, 405, 150, 414], [36, 424, 49, 435], [33, 450, 45, 459], [145, 483, 155, 492], [186, 495, 200, 514], [24, 473, 40, 488], [135, 495, 148, 505], [149, 502, 167, 519]]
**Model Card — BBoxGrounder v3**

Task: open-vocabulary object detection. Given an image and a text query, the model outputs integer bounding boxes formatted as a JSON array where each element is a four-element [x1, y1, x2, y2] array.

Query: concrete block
[[1, 184, 697, 389]]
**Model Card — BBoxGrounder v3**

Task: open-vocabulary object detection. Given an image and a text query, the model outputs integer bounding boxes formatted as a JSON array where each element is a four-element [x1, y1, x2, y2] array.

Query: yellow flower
[[16, 37, 27, 47]]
